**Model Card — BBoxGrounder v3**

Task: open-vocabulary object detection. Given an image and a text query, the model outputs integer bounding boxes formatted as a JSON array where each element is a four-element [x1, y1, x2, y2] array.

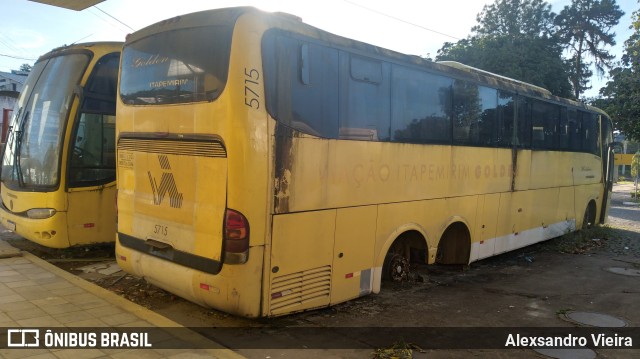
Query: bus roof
[[39, 42, 123, 63], [126, 6, 606, 116]]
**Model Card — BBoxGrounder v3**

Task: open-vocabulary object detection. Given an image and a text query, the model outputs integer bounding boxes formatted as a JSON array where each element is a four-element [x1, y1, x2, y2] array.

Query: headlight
[[26, 208, 56, 219]]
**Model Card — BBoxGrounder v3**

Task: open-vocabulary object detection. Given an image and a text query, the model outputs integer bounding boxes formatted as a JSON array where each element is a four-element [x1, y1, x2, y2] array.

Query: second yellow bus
[[0, 42, 121, 248]]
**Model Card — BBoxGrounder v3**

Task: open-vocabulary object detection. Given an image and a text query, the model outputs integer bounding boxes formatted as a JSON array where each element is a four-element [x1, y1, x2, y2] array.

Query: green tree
[[437, 0, 573, 98], [19, 63, 32, 72], [438, 36, 573, 97], [596, 8, 640, 141], [555, 0, 624, 99], [473, 0, 556, 38]]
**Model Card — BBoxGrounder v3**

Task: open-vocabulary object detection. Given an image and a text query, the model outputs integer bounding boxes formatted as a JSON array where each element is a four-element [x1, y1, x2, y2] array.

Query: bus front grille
[[269, 265, 331, 315]]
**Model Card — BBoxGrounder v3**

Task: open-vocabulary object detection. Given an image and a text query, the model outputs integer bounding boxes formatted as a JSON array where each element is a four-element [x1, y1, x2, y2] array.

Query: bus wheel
[[582, 202, 596, 230], [383, 252, 410, 282], [436, 222, 471, 265]]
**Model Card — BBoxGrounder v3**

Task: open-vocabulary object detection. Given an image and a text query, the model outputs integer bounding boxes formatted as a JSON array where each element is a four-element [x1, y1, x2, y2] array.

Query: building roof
[[0, 71, 28, 85]]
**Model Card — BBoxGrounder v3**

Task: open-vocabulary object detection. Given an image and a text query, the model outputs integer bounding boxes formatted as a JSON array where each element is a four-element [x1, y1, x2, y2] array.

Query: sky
[[1, 0, 638, 98]]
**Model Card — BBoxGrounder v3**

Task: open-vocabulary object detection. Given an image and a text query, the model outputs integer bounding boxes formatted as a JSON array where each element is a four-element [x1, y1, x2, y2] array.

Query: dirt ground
[[3, 182, 640, 358]]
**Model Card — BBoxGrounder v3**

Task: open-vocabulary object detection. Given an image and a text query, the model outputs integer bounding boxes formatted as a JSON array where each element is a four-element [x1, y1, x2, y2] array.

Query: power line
[[94, 5, 135, 32], [88, 8, 129, 34], [342, 0, 460, 41], [0, 33, 25, 56], [0, 53, 36, 61]]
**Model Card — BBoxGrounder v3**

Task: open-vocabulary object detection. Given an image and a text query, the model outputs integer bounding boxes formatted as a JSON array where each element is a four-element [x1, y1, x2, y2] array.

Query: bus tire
[[582, 201, 596, 230], [383, 252, 410, 282]]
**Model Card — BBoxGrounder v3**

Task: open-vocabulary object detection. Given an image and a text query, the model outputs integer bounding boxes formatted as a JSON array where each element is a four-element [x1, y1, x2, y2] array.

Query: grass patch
[[543, 226, 616, 254], [556, 308, 573, 316], [372, 340, 423, 359]]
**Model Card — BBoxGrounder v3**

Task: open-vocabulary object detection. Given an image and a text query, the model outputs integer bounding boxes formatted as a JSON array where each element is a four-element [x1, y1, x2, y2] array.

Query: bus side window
[[497, 91, 514, 147], [581, 111, 600, 155], [558, 107, 570, 150], [68, 52, 119, 187], [340, 55, 390, 141], [568, 108, 580, 151], [69, 114, 116, 186], [82, 53, 119, 114], [453, 81, 497, 147], [300, 44, 310, 85], [263, 34, 339, 139], [532, 100, 560, 150], [391, 65, 452, 144], [516, 96, 531, 148]]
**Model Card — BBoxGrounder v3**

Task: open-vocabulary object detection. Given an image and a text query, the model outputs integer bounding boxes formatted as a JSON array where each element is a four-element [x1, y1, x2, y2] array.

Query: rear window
[[119, 26, 232, 105]]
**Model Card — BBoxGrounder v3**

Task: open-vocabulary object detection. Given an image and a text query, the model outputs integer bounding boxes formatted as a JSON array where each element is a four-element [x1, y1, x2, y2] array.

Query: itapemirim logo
[[147, 155, 183, 208]]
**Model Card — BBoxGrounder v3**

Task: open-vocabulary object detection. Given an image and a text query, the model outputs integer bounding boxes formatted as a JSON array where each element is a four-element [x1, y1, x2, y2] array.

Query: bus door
[[66, 53, 119, 244], [599, 118, 615, 224], [600, 147, 615, 224]]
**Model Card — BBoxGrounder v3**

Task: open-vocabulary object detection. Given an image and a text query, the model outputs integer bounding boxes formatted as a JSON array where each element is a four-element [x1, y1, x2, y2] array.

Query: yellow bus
[[0, 42, 121, 248], [115, 7, 614, 317]]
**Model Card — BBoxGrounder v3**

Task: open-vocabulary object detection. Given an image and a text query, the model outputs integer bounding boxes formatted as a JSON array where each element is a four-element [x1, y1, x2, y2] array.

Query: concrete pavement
[[0, 238, 244, 359]]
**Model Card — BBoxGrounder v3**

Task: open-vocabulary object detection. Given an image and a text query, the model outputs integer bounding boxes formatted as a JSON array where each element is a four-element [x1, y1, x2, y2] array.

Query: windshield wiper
[[13, 110, 29, 188]]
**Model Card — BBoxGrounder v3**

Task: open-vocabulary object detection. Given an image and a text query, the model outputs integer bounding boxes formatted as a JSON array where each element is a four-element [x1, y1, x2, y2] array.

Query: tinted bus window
[[120, 26, 232, 105], [83, 53, 119, 114], [532, 100, 560, 150], [581, 111, 600, 155], [567, 108, 581, 151], [557, 107, 569, 150], [516, 96, 532, 148], [69, 53, 120, 187], [453, 81, 497, 146], [391, 66, 452, 144], [497, 91, 514, 147], [263, 34, 339, 138], [342, 55, 390, 141]]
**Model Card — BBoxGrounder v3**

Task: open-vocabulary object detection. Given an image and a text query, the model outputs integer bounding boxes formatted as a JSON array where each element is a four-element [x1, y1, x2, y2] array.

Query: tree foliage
[[555, 0, 624, 99], [436, 0, 624, 101], [19, 63, 32, 72], [437, 0, 573, 98], [596, 8, 640, 141], [473, 0, 555, 38], [438, 36, 573, 97]]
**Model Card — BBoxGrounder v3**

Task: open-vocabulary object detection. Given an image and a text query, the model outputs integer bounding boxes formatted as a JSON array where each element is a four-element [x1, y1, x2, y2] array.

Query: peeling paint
[[274, 124, 294, 213]]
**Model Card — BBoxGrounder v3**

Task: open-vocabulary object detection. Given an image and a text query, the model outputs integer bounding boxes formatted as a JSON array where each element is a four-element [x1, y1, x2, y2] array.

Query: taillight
[[223, 208, 249, 264]]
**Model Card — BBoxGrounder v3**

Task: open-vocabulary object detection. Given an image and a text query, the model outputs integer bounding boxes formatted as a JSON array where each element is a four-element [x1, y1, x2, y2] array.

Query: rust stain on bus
[[274, 125, 295, 214]]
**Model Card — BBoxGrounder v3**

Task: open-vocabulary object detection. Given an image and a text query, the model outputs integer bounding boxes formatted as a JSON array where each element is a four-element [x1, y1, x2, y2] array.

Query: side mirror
[[609, 141, 623, 152]]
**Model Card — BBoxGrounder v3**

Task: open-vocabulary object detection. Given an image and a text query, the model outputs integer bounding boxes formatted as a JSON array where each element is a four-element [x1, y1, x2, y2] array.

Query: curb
[[20, 251, 246, 359]]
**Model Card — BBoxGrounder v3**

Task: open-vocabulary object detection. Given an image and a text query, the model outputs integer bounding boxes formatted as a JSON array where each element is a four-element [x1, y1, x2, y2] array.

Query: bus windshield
[[1, 53, 89, 190], [119, 26, 232, 105]]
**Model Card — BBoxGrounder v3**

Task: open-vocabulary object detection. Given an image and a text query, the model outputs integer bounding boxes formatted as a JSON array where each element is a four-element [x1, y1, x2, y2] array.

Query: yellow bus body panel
[[66, 183, 116, 245]]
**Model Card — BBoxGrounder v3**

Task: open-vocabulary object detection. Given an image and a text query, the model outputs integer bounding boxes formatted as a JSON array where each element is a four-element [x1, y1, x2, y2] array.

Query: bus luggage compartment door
[[117, 135, 227, 273]]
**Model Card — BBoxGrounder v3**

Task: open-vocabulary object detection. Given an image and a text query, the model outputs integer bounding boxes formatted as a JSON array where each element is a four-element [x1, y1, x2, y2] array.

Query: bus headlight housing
[[26, 208, 56, 219]]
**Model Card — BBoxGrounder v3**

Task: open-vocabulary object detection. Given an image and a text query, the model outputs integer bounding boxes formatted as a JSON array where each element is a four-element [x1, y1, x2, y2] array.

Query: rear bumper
[[116, 233, 264, 318]]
